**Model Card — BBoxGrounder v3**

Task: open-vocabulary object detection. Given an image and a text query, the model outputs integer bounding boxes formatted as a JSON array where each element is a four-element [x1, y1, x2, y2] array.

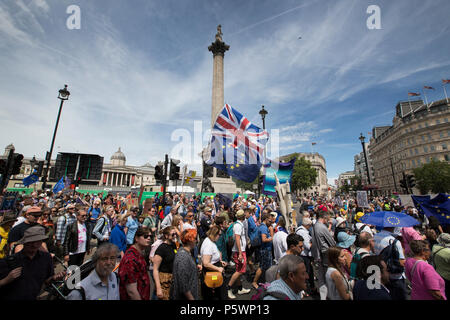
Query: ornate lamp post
[[41, 85, 70, 190], [358, 133, 372, 185]]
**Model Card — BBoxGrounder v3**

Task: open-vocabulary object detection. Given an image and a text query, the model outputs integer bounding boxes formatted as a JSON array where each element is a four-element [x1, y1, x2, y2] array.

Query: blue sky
[[1, 0, 450, 185]]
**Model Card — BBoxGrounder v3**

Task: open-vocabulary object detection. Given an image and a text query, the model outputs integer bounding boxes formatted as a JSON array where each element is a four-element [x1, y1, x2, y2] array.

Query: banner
[[262, 159, 295, 196], [356, 191, 369, 208]]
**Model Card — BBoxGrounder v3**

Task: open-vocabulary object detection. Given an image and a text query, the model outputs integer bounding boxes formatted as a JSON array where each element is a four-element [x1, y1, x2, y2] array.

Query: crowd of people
[[0, 189, 449, 301]]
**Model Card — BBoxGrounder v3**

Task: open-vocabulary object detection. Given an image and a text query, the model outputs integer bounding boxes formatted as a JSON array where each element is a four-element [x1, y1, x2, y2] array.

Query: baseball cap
[[236, 209, 245, 219], [27, 206, 43, 216]]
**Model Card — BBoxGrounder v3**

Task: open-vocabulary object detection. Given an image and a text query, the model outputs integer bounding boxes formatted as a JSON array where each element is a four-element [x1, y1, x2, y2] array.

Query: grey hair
[[92, 243, 119, 265], [278, 254, 304, 280]]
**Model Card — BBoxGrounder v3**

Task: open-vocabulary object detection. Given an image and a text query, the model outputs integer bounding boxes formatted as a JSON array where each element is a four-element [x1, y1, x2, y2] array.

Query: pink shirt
[[401, 227, 423, 256], [405, 258, 447, 300]]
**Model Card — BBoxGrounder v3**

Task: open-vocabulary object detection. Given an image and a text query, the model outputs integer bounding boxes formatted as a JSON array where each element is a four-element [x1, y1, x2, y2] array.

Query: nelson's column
[[203, 25, 237, 193]]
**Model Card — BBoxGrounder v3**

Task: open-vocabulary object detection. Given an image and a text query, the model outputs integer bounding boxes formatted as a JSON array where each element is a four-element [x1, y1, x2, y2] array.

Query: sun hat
[[336, 217, 346, 228], [337, 232, 356, 249], [0, 211, 18, 226], [18, 225, 48, 244], [236, 209, 245, 219], [270, 211, 278, 218], [204, 207, 212, 212], [437, 233, 450, 248]]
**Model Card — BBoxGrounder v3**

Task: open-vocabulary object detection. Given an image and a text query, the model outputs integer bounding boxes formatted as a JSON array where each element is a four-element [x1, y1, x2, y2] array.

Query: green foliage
[[290, 155, 318, 192], [232, 176, 258, 192], [413, 160, 450, 194]]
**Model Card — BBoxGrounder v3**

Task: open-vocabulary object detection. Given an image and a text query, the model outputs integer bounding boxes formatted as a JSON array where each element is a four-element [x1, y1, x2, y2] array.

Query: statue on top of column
[[215, 25, 223, 42]]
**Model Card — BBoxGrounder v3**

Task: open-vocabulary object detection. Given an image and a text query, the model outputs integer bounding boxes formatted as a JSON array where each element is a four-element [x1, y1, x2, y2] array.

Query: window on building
[[436, 119, 441, 125], [445, 118, 449, 123], [423, 146, 428, 153], [445, 154, 450, 161], [428, 133, 433, 141], [425, 122, 429, 127], [443, 144, 448, 150], [440, 131, 444, 138], [412, 159, 416, 167], [421, 135, 425, 142], [409, 149, 413, 156], [412, 137, 416, 144], [430, 145, 436, 152], [418, 124, 422, 129], [415, 148, 419, 155], [417, 158, 422, 166]]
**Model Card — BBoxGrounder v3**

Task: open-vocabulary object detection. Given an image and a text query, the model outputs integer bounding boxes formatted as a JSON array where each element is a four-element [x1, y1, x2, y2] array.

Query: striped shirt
[[55, 213, 77, 244]]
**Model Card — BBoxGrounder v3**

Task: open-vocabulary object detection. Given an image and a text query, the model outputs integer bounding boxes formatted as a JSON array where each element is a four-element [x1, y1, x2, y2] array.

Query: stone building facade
[[369, 99, 450, 195]]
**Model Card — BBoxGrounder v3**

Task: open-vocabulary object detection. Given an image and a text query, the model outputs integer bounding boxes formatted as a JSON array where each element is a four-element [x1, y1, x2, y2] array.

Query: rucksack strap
[[263, 290, 290, 300]]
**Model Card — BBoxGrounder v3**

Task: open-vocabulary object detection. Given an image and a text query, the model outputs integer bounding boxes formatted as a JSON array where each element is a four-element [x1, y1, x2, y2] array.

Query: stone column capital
[[208, 40, 230, 57]]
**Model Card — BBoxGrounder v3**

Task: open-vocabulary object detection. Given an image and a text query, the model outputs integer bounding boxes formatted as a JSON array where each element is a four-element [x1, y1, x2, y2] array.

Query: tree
[[232, 176, 258, 192], [413, 160, 450, 194], [290, 155, 318, 193]]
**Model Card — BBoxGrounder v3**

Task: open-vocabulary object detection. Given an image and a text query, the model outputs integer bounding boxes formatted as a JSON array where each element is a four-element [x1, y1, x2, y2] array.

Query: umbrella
[[359, 211, 420, 228]]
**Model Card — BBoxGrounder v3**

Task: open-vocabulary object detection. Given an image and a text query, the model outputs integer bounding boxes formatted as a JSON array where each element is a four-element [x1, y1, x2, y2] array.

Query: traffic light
[[0, 159, 6, 175], [169, 160, 180, 180], [399, 178, 407, 190], [11, 153, 24, 175], [407, 174, 416, 189], [154, 164, 163, 181], [36, 161, 44, 177]]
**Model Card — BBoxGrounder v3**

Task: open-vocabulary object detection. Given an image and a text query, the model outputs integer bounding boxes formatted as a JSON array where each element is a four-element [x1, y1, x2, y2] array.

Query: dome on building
[[110, 147, 126, 166]]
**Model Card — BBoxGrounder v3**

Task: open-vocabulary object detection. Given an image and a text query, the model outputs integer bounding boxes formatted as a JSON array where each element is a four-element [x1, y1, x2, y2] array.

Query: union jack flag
[[424, 86, 435, 90], [211, 104, 269, 164], [443, 79, 450, 84], [205, 104, 269, 182], [408, 92, 420, 96]]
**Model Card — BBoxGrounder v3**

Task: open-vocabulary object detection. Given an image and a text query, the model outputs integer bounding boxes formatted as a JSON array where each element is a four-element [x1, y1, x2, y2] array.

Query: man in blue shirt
[[252, 212, 274, 288], [125, 207, 140, 248]]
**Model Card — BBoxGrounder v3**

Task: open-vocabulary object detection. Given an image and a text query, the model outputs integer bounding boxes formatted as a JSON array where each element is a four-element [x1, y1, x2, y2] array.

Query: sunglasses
[[141, 234, 151, 239], [80, 215, 87, 217], [170, 233, 178, 237]]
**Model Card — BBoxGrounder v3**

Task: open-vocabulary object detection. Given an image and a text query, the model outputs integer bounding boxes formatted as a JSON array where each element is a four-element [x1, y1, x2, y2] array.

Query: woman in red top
[[118, 226, 152, 300]]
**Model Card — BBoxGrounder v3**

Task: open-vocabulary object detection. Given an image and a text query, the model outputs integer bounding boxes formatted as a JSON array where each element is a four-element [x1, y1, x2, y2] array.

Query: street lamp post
[[30, 156, 37, 192], [258, 105, 268, 198], [41, 85, 70, 191], [358, 133, 372, 186]]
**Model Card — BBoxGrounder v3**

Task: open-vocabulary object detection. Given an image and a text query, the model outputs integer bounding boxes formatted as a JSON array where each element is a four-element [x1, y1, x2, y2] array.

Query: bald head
[[358, 231, 373, 248]]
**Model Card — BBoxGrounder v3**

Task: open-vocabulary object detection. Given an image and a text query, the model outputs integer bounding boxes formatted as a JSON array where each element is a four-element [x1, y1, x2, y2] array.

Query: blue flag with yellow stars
[[206, 135, 261, 182], [412, 193, 450, 225], [205, 104, 269, 183]]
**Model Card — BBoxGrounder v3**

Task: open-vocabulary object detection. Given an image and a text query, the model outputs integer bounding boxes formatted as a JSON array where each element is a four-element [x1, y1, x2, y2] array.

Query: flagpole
[[422, 88, 429, 111], [444, 83, 449, 104]]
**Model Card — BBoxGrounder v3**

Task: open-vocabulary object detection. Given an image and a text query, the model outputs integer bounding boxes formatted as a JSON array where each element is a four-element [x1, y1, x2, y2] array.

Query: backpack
[[91, 217, 107, 240], [431, 247, 446, 269], [379, 239, 404, 274], [251, 283, 290, 300], [349, 248, 370, 280], [225, 222, 235, 248]]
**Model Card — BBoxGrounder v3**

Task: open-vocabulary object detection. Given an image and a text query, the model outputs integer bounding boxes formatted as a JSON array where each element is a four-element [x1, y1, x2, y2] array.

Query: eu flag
[[205, 104, 269, 183], [53, 177, 65, 194], [22, 173, 39, 187], [412, 194, 450, 225]]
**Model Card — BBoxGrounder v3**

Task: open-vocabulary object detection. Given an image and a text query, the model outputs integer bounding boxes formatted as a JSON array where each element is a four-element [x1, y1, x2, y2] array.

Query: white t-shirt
[[232, 221, 247, 253], [273, 230, 288, 263], [183, 222, 196, 230], [71, 222, 87, 255], [200, 237, 221, 265]]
